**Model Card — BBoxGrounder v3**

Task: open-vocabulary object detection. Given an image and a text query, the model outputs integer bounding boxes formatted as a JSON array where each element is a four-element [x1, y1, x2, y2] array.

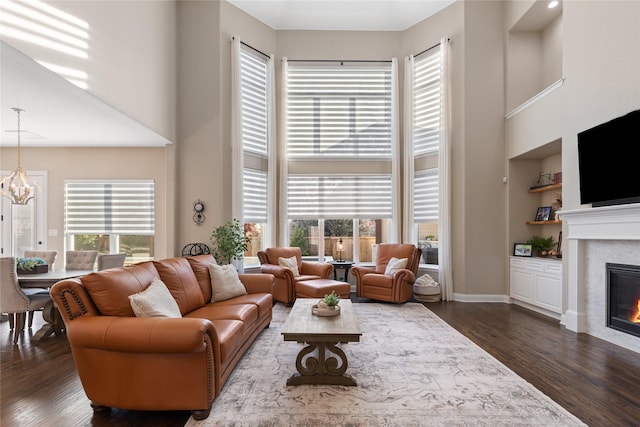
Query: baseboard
[[452, 293, 510, 303]]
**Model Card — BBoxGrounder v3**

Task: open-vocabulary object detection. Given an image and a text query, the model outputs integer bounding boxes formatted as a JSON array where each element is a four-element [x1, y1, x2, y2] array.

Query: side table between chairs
[[330, 261, 354, 282]]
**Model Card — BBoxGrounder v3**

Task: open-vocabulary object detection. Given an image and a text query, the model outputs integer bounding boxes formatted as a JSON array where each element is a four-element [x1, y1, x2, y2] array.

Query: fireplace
[[607, 263, 640, 338]]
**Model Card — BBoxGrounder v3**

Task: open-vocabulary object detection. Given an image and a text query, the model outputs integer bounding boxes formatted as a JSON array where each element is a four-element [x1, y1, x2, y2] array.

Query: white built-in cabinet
[[510, 256, 562, 314]]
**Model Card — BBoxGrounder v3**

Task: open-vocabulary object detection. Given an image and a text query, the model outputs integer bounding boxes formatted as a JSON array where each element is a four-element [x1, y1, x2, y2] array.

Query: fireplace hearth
[[607, 263, 640, 338]]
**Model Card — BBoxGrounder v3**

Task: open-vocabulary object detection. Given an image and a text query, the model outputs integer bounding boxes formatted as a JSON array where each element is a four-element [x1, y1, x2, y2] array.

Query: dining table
[[18, 269, 95, 342]]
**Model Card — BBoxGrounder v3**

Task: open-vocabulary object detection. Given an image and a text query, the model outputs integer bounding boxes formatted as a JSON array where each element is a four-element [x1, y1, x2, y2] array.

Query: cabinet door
[[534, 273, 562, 313], [510, 268, 534, 303]]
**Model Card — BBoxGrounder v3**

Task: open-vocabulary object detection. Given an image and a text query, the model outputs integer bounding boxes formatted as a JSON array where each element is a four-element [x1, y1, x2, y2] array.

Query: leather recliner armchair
[[257, 247, 333, 305], [351, 243, 422, 303]]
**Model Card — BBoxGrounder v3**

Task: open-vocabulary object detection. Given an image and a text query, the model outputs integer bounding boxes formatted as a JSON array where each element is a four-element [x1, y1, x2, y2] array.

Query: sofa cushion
[[129, 278, 182, 318], [153, 257, 206, 315], [187, 303, 258, 329], [186, 254, 217, 302], [278, 256, 300, 277], [209, 264, 247, 302], [384, 257, 408, 275], [213, 293, 272, 321], [82, 262, 159, 317]]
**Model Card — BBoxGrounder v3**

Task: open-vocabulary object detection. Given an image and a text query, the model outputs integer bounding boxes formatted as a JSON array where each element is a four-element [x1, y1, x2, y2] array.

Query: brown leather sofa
[[257, 247, 333, 304], [50, 254, 274, 420]]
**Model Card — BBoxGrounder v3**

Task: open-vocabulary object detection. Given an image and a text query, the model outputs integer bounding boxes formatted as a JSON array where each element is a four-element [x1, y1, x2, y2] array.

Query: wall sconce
[[336, 237, 344, 262]]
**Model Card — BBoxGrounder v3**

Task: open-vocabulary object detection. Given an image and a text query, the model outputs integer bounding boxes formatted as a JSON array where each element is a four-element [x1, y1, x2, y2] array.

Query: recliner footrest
[[295, 279, 351, 299]]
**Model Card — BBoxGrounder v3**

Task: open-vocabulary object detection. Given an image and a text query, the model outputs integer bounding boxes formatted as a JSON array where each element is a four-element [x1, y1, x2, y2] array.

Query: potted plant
[[17, 257, 48, 274], [210, 218, 249, 265], [321, 290, 340, 308], [527, 235, 556, 257], [312, 290, 341, 316]]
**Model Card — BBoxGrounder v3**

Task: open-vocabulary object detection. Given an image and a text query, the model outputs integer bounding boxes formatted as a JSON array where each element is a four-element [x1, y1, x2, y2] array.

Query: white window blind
[[243, 168, 267, 223], [240, 47, 268, 156], [288, 175, 392, 219], [64, 180, 155, 234], [414, 170, 438, 222], [413, 45, 442, 155], [286, 63, 392, 158]]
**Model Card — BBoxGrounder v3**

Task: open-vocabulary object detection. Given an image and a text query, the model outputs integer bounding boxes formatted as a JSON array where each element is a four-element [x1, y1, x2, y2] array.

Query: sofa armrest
[[351, 265, 376, 281], [392, 269, 417, 285], [67, 316, 216, 353], [239, 273, 274, 294], [260, 264, 294, 281], [301, 261, 333, 278]]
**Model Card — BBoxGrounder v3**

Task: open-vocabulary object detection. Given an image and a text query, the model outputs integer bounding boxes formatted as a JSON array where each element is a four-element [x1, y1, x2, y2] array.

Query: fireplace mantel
[[559, 203, 640, 337], [560, 203, 640, 241]]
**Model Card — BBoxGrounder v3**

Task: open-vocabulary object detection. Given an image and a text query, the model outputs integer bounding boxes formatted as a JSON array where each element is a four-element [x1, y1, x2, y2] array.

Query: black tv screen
[[577, 109, 640, 207]]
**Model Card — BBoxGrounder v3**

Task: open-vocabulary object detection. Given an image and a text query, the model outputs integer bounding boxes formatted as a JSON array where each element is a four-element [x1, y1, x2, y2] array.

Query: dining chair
[[65, 250, 99, 270], [24, 250, 58, 271], [97, 253, 127, 271], [0, 257, 51, 345], [21, 251, 58, 327]]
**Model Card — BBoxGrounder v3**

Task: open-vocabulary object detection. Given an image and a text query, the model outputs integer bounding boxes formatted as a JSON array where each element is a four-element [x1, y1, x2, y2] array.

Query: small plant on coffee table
[[323, 290, 341, 307]]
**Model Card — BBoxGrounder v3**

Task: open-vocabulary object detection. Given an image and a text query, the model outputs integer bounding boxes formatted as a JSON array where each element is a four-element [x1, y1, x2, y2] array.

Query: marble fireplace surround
[[560, 203, 640, 353]]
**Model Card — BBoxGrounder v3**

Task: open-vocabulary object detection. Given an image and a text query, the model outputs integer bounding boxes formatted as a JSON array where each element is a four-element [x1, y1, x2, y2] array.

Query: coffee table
[[281, 298, 362, 386]]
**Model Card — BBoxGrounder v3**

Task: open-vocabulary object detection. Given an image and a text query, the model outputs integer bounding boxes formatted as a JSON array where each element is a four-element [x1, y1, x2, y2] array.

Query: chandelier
[[0, 108, 37, 204]]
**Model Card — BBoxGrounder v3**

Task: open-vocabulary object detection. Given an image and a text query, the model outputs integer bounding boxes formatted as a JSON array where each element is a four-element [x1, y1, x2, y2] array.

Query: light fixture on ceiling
[[0, 108, 38, 204], [548, 1, 559, 9]]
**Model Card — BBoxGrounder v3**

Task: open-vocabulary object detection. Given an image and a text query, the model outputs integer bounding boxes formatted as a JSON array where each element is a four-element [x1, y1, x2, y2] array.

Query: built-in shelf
[[526, 219, 562, 225], [528, 183, 562, 193]]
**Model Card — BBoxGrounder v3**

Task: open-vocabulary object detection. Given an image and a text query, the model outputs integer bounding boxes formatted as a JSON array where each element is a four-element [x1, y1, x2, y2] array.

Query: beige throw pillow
[[208, 264, 247, 302], [384, 257, 408, 276], [129, 278, 182, 318], [278, 256, 300, 277]]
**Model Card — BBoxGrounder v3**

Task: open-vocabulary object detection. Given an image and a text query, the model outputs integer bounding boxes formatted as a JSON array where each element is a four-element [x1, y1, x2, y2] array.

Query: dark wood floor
[[2, 300, 640, 426]]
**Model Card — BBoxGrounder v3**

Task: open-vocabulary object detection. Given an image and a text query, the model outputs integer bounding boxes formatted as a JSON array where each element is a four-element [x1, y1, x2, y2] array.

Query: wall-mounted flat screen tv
[[577, 109, 640, 207]]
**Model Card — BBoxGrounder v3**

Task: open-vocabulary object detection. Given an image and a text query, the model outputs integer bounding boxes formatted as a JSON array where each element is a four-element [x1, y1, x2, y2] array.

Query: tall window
[[235, 40, 274, 267], [410, 44, 443, 264], [64, 180, 155, 263], [284, 60, 398, 262]]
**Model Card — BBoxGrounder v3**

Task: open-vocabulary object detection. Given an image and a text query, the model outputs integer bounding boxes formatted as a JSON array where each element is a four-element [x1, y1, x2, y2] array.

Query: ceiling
[[1, 0, 456, 149], [227, 0, 456, 31], [0, 42, 172, 148]]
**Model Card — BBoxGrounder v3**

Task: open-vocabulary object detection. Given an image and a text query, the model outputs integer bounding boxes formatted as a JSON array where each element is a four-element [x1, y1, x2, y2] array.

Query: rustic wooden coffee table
[[281, 298, 362, 386]]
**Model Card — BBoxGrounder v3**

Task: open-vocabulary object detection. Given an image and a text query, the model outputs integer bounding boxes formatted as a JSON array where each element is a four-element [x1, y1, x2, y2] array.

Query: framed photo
[[535, 206, 552, 222], [514, 243, 533, 257]]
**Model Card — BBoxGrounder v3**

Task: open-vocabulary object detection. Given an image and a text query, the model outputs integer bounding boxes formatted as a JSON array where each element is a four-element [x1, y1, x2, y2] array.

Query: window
[[234, 39, 274, 268], [284, 59, 398, 262], [64, 180, 155, 263], [409, 44, 443, 264], [286, 63, 393, 158]]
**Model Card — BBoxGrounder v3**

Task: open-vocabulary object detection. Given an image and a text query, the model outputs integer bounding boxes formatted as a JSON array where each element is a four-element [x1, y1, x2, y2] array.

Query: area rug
[[186, 303, 585, 426]]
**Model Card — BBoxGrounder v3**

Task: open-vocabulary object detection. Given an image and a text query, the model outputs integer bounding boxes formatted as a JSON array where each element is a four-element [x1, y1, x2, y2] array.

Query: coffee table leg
[[287, 342, 357, 386]]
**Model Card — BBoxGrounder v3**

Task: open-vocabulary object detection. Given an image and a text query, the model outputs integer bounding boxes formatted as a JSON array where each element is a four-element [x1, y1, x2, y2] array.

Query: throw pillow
[[208, 264, 248, 302], [129, 278, 182, 318], [384, 257, 408, 276], [278, 256, 300, 277]]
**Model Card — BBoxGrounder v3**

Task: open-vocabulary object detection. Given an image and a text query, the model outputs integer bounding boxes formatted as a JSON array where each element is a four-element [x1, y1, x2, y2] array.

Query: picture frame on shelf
[[514, 243, 533, 257], [535, 206, 552, 222]]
